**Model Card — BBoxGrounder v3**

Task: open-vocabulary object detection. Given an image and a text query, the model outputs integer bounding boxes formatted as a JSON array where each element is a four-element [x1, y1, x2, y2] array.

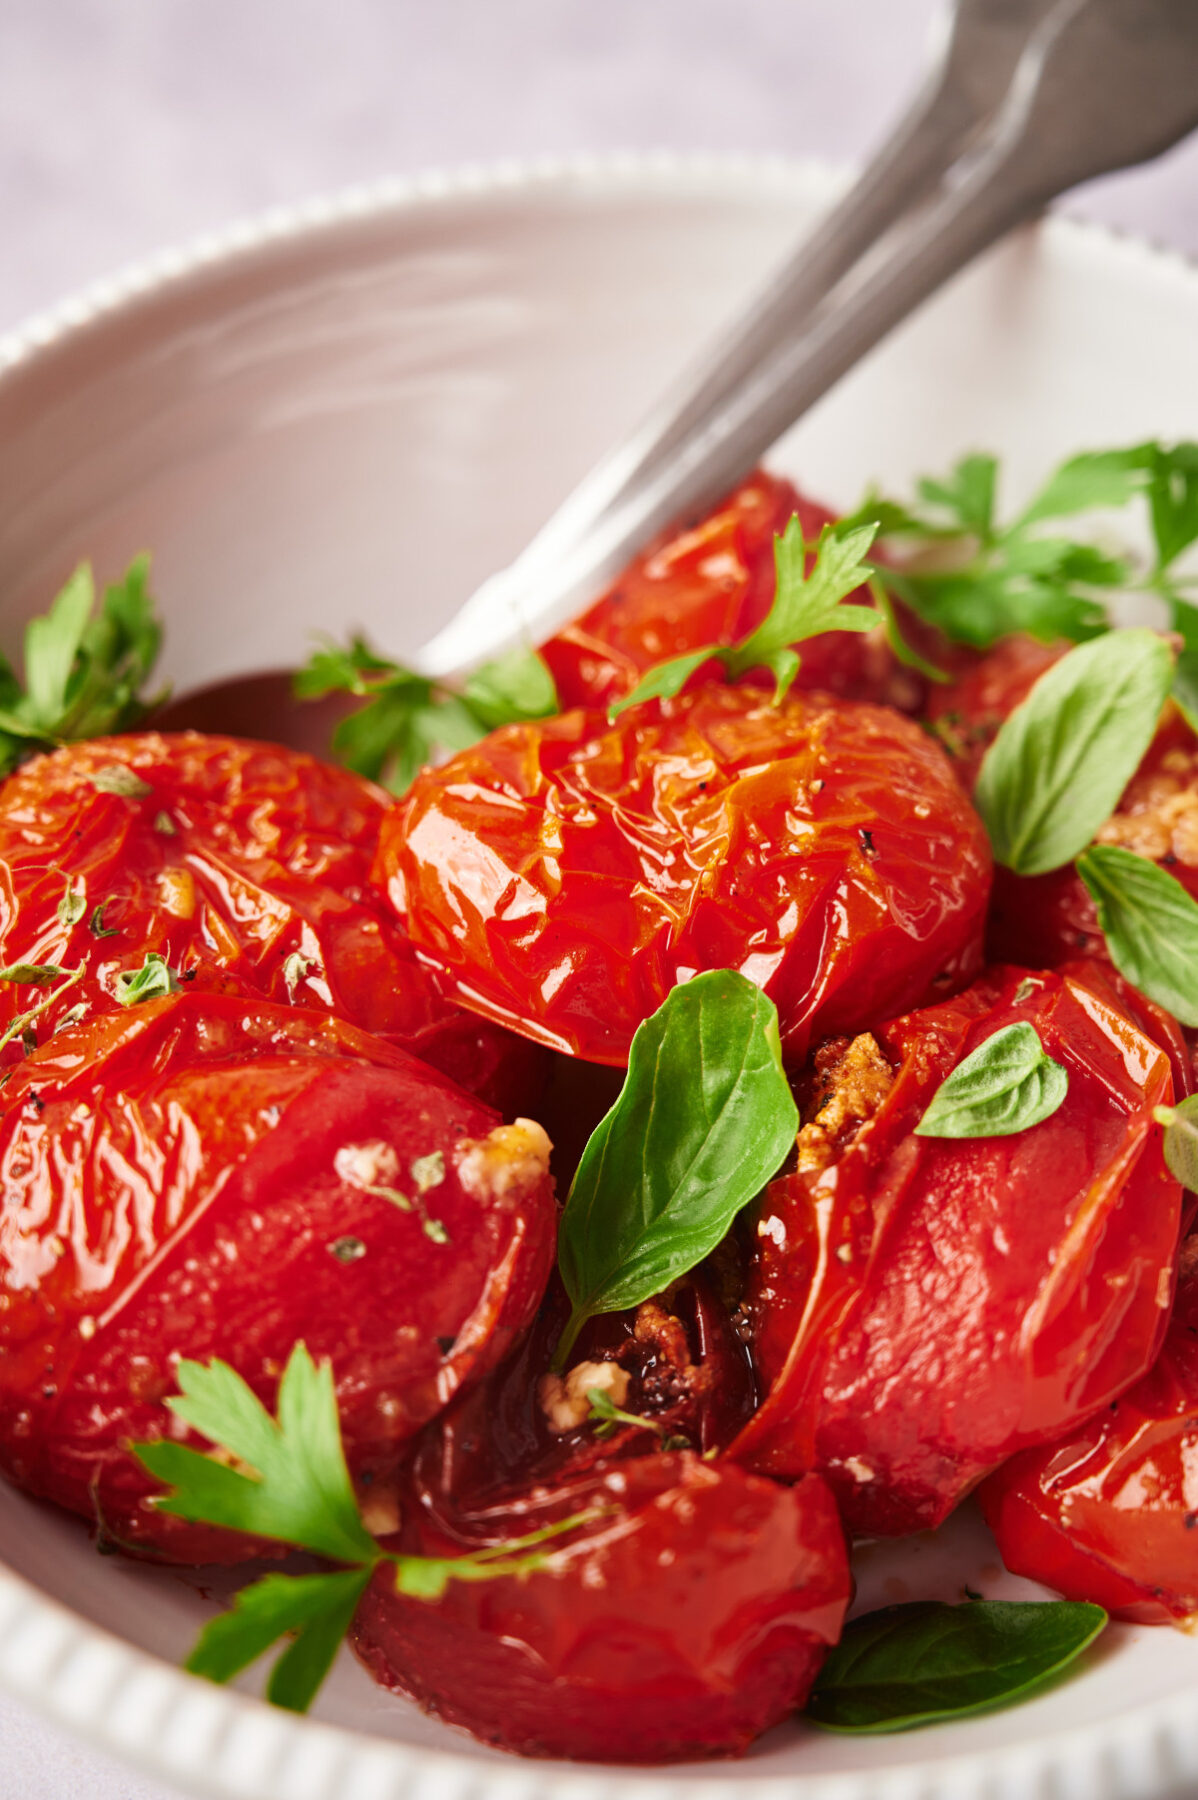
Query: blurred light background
[[2, 2, 1198, 1795], [4, 0, 1198, 338]]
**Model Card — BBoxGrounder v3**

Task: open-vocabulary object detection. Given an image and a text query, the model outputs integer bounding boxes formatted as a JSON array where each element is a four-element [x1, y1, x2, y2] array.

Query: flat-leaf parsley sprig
[[295, 638, 559, 796], [133, 1345, 595, 1713], [0, 557, 166, 777]]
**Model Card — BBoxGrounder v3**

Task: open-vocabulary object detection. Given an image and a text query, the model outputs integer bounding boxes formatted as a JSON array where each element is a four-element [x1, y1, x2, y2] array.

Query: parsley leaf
[[611, 519, 883, 717], [0, 558, 165, 777], [915, 1023, 1068, 1139], [295, 636, 559, 796], [553, 970, 798, 1367], [133, 1344, 597, 1714]]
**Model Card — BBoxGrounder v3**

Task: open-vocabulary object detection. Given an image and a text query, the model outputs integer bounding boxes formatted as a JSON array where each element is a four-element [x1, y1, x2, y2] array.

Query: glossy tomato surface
[[733, 964, 1182, 1536], [0, 732, 546, 1115], [352, 1450, 849, 1762], [541, 468, 923, 715], [0, 992, 556, 1562], [378, 683, 991, 1066], [979, 1260, 1198, 1625]]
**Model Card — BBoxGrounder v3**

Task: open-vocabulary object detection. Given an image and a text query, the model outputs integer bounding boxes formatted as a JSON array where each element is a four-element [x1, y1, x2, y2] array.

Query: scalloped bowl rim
[[1, 152, 1198, 1800]]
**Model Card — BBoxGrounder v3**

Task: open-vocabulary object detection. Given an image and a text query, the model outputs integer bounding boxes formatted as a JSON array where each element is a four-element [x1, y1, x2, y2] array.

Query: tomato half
[[979, 1260, 1198, 1625], [377, 683, 991, 1066], [541, 469, 923, 715], [0, 993, 556, 1562], [0, 732, 546, 1114], [351, 1449, 849, 1762], [732, 964, 1182, 1536]]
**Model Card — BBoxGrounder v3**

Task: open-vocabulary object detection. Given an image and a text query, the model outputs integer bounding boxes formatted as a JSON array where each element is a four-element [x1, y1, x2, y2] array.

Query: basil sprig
[[806, 1600, 1107, 1733], [974, 631, 1173, 877], [1077, 845, 1198, 1027], [135, 1346, 594, 1713], [915, 1022, 1068, 1140], [610, 518, 883, 718], [553, 970, 798, 1368], [295, 637, 559, 796], [1154, 1092, 1198, 1191]]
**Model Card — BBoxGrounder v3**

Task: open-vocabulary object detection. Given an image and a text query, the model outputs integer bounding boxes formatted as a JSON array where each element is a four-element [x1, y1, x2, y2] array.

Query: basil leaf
[[1076, 845, 1198, 1026], [1154, 1094, 1198, 1192], [554, 970, 798, 1366], [974, 630, 1173, 875], [807, 1600, 1107, 1733], [915, 1022, 1068, 1139]]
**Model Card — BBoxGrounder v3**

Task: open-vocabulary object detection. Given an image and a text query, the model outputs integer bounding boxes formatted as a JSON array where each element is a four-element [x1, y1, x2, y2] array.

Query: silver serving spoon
[[413, 0, 1198, 682]]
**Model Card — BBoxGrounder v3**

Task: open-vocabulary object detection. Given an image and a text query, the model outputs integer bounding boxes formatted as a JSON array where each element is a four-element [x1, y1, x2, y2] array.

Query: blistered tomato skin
[[0, 993, 556, 1563], [351, 1452, 850, 1763], [378, 684, 992, 1067], [541, 469, 923, 715], [0, 732, 546, 1115], [979, 1264, 1198, 1625], [733, 965, 1183, 1536]]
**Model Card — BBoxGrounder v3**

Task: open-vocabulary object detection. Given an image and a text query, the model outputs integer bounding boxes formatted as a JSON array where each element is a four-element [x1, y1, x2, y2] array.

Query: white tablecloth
[[2, 1, 1198, 1793]]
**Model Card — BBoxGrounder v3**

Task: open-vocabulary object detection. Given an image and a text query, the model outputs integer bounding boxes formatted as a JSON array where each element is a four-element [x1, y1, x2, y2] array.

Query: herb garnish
[[610, 518, 885, 718], [0, 557, 165, 777], [295, 638, 559, 796], [1077, 846, 1198, 1027], [915, 1023, 1068, 1140], [0, 963, 84, 1054], [1154, 1093, 1198, 1191], [585, 1387, 691, 1450], [973, 631, 1174, 877], [553, 970, 798, 1369], [806, 1599, 1107, 1732], [114, 952, 182, 1006], [134, 1345, 594, 1712]]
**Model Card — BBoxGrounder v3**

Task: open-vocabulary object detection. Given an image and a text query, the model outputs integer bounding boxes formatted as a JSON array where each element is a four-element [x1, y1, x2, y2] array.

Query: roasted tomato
[[0, 731, 546, 1114], [979, 1255, 1198, 1625], [732, 964, 1182, 1536], [0, 992, 556, 1562], [377, 683, 991, 1067], [923, 634, 1064, 790], [351, 1449, 849, 1762], [541, 468, 924, 715]]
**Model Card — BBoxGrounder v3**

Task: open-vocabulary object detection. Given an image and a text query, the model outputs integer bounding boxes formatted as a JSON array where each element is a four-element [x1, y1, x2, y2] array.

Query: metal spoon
[[414, 0, 1198, 681]]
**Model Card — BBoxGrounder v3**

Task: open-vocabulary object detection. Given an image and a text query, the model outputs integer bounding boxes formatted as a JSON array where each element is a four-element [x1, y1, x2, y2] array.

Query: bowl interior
[[2, 161, 1198, 1797]]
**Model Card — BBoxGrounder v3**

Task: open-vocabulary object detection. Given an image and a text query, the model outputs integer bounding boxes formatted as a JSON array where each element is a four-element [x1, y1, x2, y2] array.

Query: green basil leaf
[[1153, 1094, 1198, 1192], [554, 970, 798, 1367], [807, 1600, 1107, 1732], [1076, 845, 1198, 1027], [915, 1022, 1068, 1139], [463, 646, 559, 729], [974, 630, 1173, 875], [186, 1567, 373, 1714], [1167, 594, 1198, 734]]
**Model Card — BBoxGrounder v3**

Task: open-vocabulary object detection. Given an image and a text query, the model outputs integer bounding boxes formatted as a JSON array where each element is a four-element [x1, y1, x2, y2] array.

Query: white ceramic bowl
[[3, 155, 1198, 1800]]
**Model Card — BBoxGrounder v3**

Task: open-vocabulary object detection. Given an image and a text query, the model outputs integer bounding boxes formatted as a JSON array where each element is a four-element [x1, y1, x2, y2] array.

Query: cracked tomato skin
[[732, 964, 1183, 1536], [0, 992, 556, 1563], [377, 683, 992, 1067], [979, 1263, 1198, 1625], [0, 732, 546, 1115], [351, 1449, 849, 1762], [541, 468, 924, 715]]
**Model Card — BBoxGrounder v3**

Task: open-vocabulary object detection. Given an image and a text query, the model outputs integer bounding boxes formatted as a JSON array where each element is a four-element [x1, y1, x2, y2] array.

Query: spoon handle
[[416, 0, 1198, 680]]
